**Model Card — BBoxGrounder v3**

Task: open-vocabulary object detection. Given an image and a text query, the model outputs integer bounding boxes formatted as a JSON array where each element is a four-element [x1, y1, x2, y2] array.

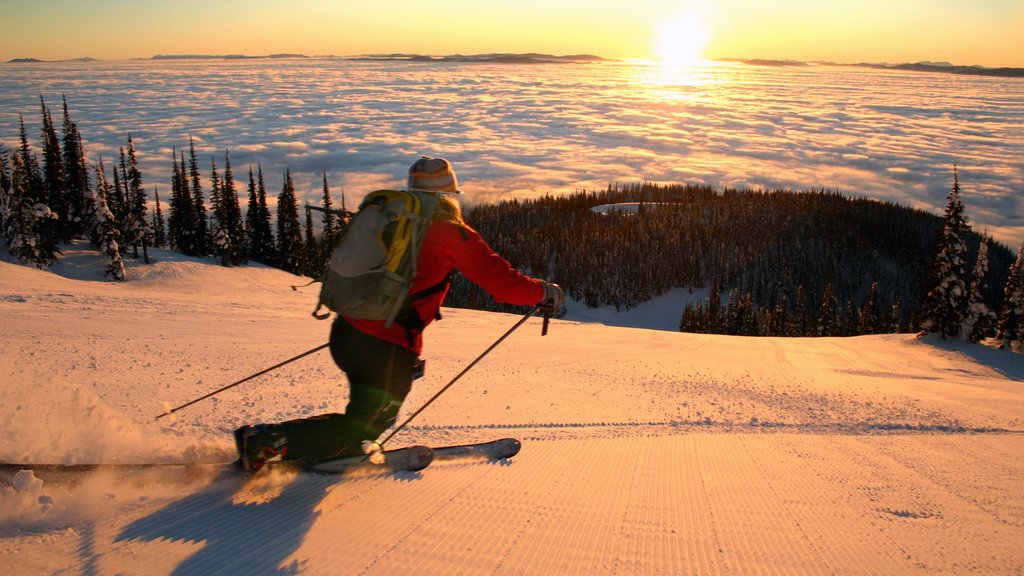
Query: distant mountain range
[[351, 53, 611, 64], [147, 53, 308, 61], [5, 53, 1021, 77], [718, 57, 1024, 78]]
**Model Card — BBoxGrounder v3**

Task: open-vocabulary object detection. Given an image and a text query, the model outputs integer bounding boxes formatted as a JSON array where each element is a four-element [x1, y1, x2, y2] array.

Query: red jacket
[[345, 218, 546, 354]]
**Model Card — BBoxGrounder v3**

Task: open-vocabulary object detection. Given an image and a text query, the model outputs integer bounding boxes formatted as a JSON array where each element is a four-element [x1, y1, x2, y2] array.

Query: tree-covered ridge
[[450, 182, 1015, 337]]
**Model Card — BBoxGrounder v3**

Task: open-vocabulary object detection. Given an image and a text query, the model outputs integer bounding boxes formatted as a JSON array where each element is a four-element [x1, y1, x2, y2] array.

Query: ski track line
[[866, 434, 1024, 529], [499, 437, 637, 574], [807, 433, 1023, 574], [351, 463, 507, 576], [277, 460, 510, 575], [737, 435, 837, 576], [755, 434, 907, 574], [615, 435, 701, 575], [699, 434, 785, 575]]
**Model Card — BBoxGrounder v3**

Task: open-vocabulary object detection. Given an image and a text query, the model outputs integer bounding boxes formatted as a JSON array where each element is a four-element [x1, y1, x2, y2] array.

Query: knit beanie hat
[[408, 156, 461, 194]]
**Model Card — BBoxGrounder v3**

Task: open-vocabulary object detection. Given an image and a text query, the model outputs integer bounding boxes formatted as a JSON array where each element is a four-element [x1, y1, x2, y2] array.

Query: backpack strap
[[395, 270, 456, 347]]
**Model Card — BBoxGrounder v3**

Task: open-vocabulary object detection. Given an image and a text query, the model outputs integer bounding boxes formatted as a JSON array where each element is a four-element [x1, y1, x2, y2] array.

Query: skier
[[235, 157, 563, 471]]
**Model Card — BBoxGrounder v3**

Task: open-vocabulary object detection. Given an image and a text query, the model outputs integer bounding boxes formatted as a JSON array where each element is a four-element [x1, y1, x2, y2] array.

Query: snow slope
[[1, 243, 1022, 575]]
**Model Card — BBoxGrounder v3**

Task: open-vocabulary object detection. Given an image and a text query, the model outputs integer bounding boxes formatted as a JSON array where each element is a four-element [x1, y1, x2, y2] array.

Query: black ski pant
[[277, 318, 418, 463]]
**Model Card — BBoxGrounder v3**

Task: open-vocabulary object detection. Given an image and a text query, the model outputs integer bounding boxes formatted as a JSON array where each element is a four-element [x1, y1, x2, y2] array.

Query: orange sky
[[3, 0, 1021, 67]]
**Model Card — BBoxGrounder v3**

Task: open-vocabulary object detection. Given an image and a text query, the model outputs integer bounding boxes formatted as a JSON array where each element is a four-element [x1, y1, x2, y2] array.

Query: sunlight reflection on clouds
[[0, 58, 1020, 246]]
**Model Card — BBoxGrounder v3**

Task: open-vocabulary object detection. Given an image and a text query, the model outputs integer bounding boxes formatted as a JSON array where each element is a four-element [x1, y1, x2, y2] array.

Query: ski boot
[[234, 424, 289, 473]]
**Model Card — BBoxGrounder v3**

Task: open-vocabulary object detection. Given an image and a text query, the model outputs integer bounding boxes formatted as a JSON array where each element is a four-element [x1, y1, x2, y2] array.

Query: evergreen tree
[[121, 136, 149, 262], [320, 172, 338, 254], [109, 153, 125, 226], [188, 137, 209, 256], [919, 168, 971, 338], [679, 302, 699, 333], [244, 165, 260, 257], [245, 164, 275, 265], [276, 169, 304, 274], [208, 155, 224, 259], [304, 203, 320, 277], [61, 95, 90, 239], [80, 158, 99, 246], [0, 145, 10, 240], [843, 298, 857, 336], [706, 277, 722, 332], [93, 159, 125, 280], [788, 285, 807, 336], [7, 120, 58, 267], [963, 238, 997, 343], [817, 282, 838, 336], [167, 150, 186, 252], [857, 281, 880, 335], [151, 188, 167, 249], [994, 243, 1024, 350], [880, 298, 903, 333], [39, 96, 67, 243], [210, 151, 246, 266]]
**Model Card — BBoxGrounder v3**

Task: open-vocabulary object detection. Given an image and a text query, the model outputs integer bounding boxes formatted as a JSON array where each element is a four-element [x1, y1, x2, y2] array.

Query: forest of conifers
[[449, 183, 1015, 336]]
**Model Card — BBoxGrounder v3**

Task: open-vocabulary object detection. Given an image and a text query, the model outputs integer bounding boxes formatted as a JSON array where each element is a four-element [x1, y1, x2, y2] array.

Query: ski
[[306, 444, 434, 475], [0, 438, 519, 488], [432, 437, 521, 461]]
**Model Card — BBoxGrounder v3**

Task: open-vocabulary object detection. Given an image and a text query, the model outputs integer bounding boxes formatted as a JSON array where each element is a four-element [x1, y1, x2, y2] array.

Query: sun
[[654, 11, 710, 67]]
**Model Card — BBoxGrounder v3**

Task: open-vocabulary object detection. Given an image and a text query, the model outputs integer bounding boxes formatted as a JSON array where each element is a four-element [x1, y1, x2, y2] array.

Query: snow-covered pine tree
[[276, 169, 304, 275], [962, 237, 997, 343], [994, 242, 1024, 350], [121, 136, 149, 262], [0, 145, 10, 240], [919, 167, 971, 338], [93, 159, 125, 280], [210, 151, 246, 266], [6, 120, 58, 267], [110, 153, 125, 225]]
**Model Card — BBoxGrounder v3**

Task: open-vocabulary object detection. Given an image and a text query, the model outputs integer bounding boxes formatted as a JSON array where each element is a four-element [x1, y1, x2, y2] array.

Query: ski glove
[[539, 282, 564, 313]]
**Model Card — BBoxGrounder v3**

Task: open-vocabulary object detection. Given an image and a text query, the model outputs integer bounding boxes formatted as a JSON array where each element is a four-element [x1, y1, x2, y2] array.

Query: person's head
[[408, 156, 463, 223], [408, 156, 461, 195]]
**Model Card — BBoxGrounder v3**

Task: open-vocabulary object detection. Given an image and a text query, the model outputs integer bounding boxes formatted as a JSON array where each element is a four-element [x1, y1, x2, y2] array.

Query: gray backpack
[[313, 189, 439, 327]]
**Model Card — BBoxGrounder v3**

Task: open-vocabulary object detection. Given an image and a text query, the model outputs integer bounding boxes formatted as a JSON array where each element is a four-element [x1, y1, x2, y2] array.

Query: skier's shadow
[[114, 469, 356, 575]]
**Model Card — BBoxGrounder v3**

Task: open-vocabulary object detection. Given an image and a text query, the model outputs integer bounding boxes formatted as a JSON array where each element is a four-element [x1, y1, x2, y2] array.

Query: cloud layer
[[0, 58, 1020, 247]]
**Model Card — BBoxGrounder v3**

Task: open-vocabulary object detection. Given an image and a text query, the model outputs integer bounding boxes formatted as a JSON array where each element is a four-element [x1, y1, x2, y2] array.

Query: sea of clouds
[[0, 58, 1020, 247]]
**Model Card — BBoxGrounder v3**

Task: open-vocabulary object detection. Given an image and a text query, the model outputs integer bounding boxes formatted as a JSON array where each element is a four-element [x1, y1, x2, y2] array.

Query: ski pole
[[375, 305, 541, 448], [541, 249, 556, 336], [155, 342, 330, 420]]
